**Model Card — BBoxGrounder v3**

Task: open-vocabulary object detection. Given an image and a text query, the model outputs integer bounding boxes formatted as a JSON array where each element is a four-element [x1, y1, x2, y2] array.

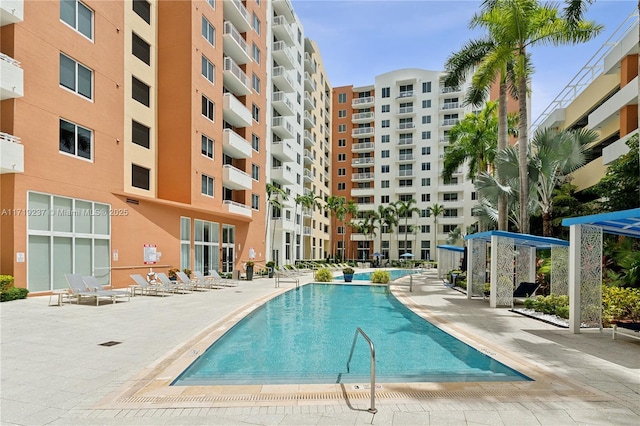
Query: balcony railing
[[441, 119, 460, 126], [397, 106, 414, 114], [352, 157, 375, 166], [352, 142, 374, 151], [397, 154, 415, 161], [352, 172, 374, 180], [397, 170, 414, 177], [352, 112, 374, 121], [441, 86, 461, 93], [223, 21, 248, 53], [352, 96, 374, 105], [441, 102, 460, 110], [352, 127, 374, 136], [397, 123, 415, 130], [397, 91, 414, 99], [397, 138, 414, 145]]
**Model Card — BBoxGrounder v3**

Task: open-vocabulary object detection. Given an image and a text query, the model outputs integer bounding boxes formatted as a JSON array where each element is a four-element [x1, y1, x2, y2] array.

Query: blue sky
[[291, 0, 637, 122]]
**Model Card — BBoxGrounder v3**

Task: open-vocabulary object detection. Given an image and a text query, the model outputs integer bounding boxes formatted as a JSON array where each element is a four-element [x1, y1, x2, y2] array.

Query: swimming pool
[[343, 269, 417, 281], [173, 284, 530, 386]]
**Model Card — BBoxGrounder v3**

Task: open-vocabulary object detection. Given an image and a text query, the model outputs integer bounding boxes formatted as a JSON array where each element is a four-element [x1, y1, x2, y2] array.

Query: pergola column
[[515, 246, 535, 286], [468, 238, 486, 299], [490, 235, 514, 308], [569, 224, 602, 333]]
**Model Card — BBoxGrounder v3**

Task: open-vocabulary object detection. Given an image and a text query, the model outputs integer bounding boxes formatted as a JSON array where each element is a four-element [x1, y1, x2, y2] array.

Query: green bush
[[0, 275, 15, 292], [602, 285, 640, 324], [0, 287, 28, 302], [523, 294, 569, 317], [370, 270, 390, 284], [314, 268, 333, 282]]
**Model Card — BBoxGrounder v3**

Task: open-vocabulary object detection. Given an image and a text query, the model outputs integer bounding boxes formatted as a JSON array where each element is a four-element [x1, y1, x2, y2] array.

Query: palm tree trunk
[[518, 74, 530, 234], [497, 79, 509, 231], [542, 211, 552, 237]]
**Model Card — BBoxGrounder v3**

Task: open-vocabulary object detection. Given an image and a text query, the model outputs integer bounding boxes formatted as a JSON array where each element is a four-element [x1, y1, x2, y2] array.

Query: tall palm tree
[[394, 199, 420, 257], [372, 205, 394, 258], [295, 193, 322, 260], [427, 203, 445, 261], [473, 0, 602, 234], [266, 183, 287, 262], [325, 195, 346, 260], [344, 199, 359, 261]]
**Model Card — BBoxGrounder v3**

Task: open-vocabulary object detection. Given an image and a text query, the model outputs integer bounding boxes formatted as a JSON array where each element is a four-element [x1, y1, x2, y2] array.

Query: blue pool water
[[343, 269, 417, 281], [172, 284, 530, 386]]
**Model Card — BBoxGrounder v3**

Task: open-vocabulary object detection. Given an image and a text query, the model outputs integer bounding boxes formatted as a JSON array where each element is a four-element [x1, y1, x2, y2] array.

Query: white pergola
[[464, 231, 569, 308], [562, 208, 640, 334], [436, 245, 465, 279]]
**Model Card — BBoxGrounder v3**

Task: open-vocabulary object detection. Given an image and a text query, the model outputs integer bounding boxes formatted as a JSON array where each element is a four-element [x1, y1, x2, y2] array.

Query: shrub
[[342, 267, 354, 275], [602, 285, 640, 324], [314, 268, 333, 282], [524, 294, 569, 317], [167, 268, 180, 280], [0, 275, 15, 293], [370, 270, 390, 284], [0, 287, 28, 302]]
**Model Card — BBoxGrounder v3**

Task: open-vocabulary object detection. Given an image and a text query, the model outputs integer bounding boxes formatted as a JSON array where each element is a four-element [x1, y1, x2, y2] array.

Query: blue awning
[[436, 245, 465, 253], [465, 230, 569, 248], [562, 208, 640, 238]]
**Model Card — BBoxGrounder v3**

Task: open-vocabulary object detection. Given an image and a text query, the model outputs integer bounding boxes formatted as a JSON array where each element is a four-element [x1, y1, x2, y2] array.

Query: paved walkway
[[1, 270, 638, 425]]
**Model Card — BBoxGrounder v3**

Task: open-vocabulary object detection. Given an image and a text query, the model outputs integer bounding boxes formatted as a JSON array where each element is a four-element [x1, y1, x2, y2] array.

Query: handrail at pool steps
[[346, 327, 378, 415], [273, 268, 299, 288]]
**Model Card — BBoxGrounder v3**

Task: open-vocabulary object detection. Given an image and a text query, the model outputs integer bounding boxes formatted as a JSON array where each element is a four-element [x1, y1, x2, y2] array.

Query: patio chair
[[64, 274, 111, 306], [82, 276, 131, 303], [513, 282, 540, 298], [192, 271, 224, 289], [156, 272, 191, 293], [129, 274, 173, 296], [208, 269, 240, 287], [176, 271, 206, 291]]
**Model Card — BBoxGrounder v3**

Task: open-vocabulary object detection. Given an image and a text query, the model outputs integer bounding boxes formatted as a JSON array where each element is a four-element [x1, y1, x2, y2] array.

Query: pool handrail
[[346, 327, 378, 414]]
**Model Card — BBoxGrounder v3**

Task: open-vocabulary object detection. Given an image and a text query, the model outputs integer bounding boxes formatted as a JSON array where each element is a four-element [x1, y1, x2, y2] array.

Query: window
[[252, 194, 260, 210], [202, 16, 215, 46], [180, 217, 190, 272], [202, 55, 214, 83], [337, 182, 346, 190], [338, 153, 346, 162], [252, 13, 261, 34], [338, 168, 346, 176], [60, 53, 92, 100], [338, 109, 347, 118], [207, 0, 215, 8], [132, 0, 151, 24], [381, 87, 390, 98], [60, 0, 93, 39], [381, 180, 389, 188], [252, 73, 260, 93], [202, 95, 215, 121], [422, 99, 431, 108], [132, 120, 150, 149], [252, 134, 259, 151], [252, 104, 260, 122], [59, 118, 92, 160], [132, 164, 150, 190], [201, 174, 214, 196], [422, 162, 431, 171], [472, 191, 478, 200], [421, 225, 431, 232], [338, 124, 346, 133], [422, 146, 431, 155], [338, 138, 346, 147], [422, 115, 431, 124], [422, 81, 431, 93], [381, 120, 390, 128], [252, 164, 260, 180], [443, 193, 458, 201], [381, 150, 389, 158], [399, 179, 413, 187], [422, 177, 431, 186], [421, 193, 431, 202], [338, 93, 347, 103], [252, 43, 261, 63], [444, 208, 458, 217], [381, 165, 389, 173], [381, 135, 390, 143], [201, 134, 214, 159], [132, 33, 150, 65], [132, 76, 150, 106], [381, 195, 389, 203], [422, 131, 431, 140], [381, 104, 390, 113]]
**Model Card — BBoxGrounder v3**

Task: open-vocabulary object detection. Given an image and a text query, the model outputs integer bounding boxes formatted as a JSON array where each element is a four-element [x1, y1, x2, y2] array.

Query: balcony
[[441, 118, 460, 127], [350, 187, 375, 197], [274, 216, 295, 232], [0, 132, 23, 174], [397, 138, 415, 146], [397, 106, 414, 115], [352, 141, 374, 152], [304, 52, 317, 74], [396, 170, 414, 178], [272, 66, 294, 93], [396, 91, 415, 100], [352, 111, 374, 123], [304, 91, 316, 110], [271, 139, 296, 162], [1, 0, 23, 25], [303, 111, 316, 129], [223, 21, 251, 65], [223, 0, 251, 33], [223, 93, 252, 128], [304, 72, 317, 92], [352, 96, 374, 108], [303, 149, 314, 164], [223, 200, 252, 217], [272, 91, 294, 116], [272, 165, 296, 185], [352, 127, 374, 138], [223, 57, 251, 96], [441, 101, 461, 110], [396, 123, 415, 131], [351, 172, 374, 181], [272, 0, 295, 23], [222, 129, 252, 159], [589, 76, 638, 130], [0, 53, 23, 100], [273, 40, 295, 69], [303, 130, 316, 147], [439, 137, 450, 144], [303, 226, 313, 235], [272, 116, 294, 139], [303, 168, 314, 183], [222, 165, 252, 191], [396, 154, 416, 162], [272, 15, 295, 46], [352, 157, 375, 166]]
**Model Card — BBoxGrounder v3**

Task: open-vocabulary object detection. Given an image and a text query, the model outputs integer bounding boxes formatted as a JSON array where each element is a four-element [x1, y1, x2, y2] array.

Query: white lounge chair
[[192, 271, 225, 289], [208, 270, 240, 287], [156, 272, 192, 293], [176, 271, 206, 291], [82, 276, 130, 302], [129, 274, 173, 296], [65, 274, 113, 306]]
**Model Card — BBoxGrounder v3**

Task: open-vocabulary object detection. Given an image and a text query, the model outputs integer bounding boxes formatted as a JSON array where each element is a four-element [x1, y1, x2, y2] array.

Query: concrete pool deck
[[1, 269, 639, 425]]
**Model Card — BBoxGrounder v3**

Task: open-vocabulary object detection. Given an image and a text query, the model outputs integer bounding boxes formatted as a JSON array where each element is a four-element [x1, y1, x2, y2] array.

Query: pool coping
[[97, 279, 613, 410]]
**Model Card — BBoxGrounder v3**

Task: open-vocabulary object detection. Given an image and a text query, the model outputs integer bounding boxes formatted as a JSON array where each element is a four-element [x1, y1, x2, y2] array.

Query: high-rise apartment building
[[535, 14, 638, 191], [0, 0, 273, 291], [332, 69, 478, 262]]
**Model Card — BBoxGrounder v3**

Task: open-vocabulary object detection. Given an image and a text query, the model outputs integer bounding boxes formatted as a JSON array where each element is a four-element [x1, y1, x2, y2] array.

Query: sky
[[290, 0, 638, 124]]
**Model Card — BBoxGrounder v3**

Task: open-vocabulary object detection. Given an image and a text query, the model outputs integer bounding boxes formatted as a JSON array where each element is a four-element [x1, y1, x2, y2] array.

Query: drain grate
[[99, 341, 122, 347]]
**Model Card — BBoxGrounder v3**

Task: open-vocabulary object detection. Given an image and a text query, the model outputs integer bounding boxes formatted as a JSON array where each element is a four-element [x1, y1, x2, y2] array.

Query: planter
[[343, 274, 354, 283], [246, 265, 254, 281]]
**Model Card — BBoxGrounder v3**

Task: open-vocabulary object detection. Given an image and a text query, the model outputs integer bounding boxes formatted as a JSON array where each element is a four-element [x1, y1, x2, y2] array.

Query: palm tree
[[472, 0, 602, 234], [325, 195, 346, 260], [266, 183, 287, 262], [394, 199, 420, 257], [294, 193, 322, 261], [427, 203, 445, 262], [344, 199, 359, 261]]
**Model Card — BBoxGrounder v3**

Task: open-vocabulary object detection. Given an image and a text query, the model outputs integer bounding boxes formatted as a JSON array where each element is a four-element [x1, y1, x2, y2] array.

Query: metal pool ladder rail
[[346, 327, 378, 414]]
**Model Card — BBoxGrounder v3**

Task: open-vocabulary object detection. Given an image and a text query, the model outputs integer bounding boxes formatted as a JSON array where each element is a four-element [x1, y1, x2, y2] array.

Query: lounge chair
[[192, 271, 224, 289], [64, 273, 113, 306], [156, 272, 192, 293], [513, 282, 540, 298], [129, 274, 173, 296], [82, 276, 131, 303], [208, 269, 240, 287], [176, 271, 207, 291]]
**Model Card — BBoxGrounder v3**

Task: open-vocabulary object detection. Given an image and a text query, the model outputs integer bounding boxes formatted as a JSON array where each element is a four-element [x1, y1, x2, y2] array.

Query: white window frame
[[60, 0, 94, 41], [202, 16, 215, 46], [60, 53, 93, 100], [201, 174, 214, 197], [202, 55, 215, 84], [201, 134, 214, 159], [202, 95, 215, 122], [59, 118, 93, 161]]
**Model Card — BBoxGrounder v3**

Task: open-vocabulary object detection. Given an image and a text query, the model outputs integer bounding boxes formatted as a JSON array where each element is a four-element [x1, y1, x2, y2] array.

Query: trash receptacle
[[232, 270, 241, 280]]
